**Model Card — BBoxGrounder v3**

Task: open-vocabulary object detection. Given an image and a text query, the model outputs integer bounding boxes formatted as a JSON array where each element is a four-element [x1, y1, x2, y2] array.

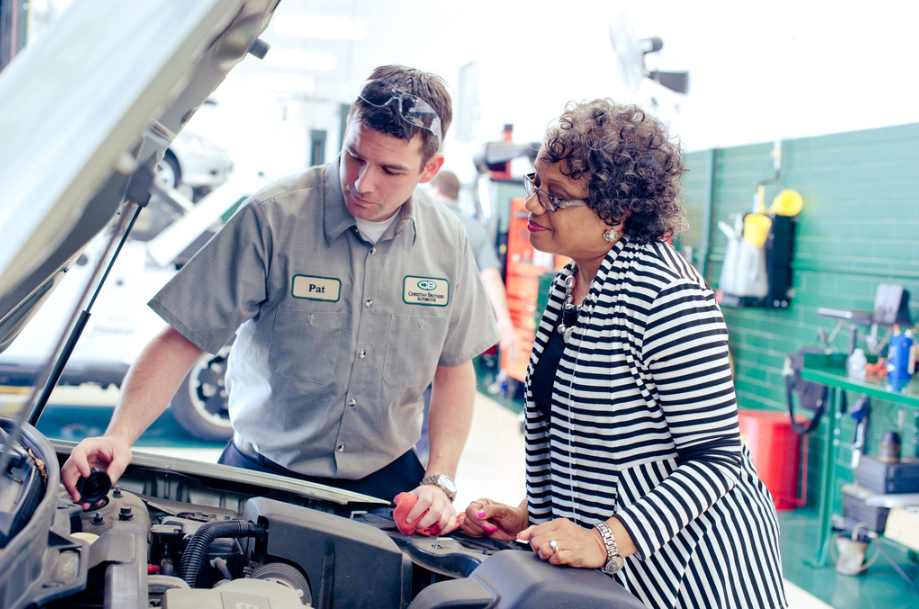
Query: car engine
[[0, 418, 644, 609]]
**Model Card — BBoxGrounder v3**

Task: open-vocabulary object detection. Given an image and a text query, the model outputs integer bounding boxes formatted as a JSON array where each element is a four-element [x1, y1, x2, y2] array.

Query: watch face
[[604, 556, 626, 574], [440, 476, 457, 494]]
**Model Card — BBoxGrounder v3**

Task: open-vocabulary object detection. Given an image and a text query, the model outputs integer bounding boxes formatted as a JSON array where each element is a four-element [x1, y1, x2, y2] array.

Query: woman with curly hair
[[461, 99, 787, 609]]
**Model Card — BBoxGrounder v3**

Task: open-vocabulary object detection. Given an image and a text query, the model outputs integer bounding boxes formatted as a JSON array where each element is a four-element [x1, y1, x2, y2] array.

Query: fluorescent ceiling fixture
[[262, 50, 337, 71], [249, 73, 316, 93], [273, 15, 368, 40]]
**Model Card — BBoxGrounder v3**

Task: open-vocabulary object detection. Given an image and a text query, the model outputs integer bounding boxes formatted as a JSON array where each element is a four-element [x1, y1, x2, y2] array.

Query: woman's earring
[[603, 229, 619, 243]]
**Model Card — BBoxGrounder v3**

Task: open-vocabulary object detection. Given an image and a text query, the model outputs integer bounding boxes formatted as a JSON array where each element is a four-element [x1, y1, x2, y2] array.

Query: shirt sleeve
[[148, 201, 271, 354], [614, 277, 743, 560], [435, 222, 500, 367]]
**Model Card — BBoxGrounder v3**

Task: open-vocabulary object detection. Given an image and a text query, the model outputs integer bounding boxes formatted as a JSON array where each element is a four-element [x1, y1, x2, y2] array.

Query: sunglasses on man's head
[[358, 80, 443, 143]]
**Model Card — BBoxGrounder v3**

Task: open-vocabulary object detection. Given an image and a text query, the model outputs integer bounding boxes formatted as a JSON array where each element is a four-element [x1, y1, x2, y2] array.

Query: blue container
[[887, 333, 914, 380]]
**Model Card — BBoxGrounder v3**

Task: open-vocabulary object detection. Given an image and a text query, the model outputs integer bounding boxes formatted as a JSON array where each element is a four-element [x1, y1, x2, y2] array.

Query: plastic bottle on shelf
[[846, 348, 867, 379], [887, 328, 914, 380], [907, 329, 916, 375]]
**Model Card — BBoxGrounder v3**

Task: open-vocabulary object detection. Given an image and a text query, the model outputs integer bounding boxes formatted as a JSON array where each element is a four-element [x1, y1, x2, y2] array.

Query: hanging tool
[[743, 140, 783, 247], [783, 348, 829, 435], [850, 396, 870, 468]]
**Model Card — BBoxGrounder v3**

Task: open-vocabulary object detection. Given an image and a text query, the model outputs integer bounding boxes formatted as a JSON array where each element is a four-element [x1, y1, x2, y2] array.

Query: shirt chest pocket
[[269, 307, 343, 384], [383, 315, 448, 388]]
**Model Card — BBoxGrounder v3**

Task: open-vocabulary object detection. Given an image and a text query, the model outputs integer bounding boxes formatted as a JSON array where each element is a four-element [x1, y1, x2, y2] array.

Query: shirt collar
[[324, 159, 355, 246], [557, 235, 630, 308], [324, 155, 418, 247]]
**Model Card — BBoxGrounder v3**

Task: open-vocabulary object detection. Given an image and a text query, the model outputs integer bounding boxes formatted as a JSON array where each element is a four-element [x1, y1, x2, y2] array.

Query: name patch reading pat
[[292, 275, 341, 301]]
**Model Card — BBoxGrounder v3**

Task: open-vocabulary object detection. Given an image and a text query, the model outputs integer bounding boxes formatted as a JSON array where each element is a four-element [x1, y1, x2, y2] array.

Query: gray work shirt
[[441, 199, 500, 272], [150, 160, 499, 479]]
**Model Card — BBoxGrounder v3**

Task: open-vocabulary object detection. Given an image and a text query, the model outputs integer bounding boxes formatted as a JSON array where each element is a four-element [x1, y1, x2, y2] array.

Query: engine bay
[[0, 418, 643, 609]]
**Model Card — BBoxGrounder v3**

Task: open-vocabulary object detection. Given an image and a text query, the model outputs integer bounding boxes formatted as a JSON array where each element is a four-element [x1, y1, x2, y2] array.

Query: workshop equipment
[[846, 348, 867, 379], [842, 485, 891, 532], [849, 396, 870, 468], [768, 189, 804, 217], [878, 430, 902, 463], [718, 214, 767, 298], [854, 455, 919, 494], [472, 130, 551, 395], [782, 347, 828, 435], [830, 523, 878, 576], [737, 409, 807, 510], [715, 140, 799, 309], [499, 195, 566, 389], [842, 483, 919, 533], [743, 185, 773, 248], [887, 328, 914, 380]]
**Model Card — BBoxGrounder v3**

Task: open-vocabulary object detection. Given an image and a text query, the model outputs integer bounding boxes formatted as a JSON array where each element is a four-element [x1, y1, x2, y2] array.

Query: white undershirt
[[354, 213, 399, 244]]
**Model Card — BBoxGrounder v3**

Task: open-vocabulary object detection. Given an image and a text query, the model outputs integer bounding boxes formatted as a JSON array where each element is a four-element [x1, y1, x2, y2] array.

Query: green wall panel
[[682, 122, 919, 509]]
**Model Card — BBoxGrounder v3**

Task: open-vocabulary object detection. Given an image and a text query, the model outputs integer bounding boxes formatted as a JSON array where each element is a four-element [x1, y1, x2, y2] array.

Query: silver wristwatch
[[420, 475, 457, 502], [594, 522, 625, 575]]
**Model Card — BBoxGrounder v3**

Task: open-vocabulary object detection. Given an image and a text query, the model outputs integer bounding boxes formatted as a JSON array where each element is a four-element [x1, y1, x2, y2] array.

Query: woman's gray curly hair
[[541, 99, 687, 244]]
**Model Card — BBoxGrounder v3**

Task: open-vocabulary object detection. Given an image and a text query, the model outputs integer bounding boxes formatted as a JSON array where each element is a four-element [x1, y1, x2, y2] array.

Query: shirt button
[[365, 299, 373, 307], [337, 443, 346, 452], [370, 247, 377, 255], [348, 398, 356, 407], [358, 350, 366, 359]]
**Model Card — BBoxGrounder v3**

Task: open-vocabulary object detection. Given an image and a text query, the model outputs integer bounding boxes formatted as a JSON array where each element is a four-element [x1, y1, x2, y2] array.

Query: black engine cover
[[242, 496, 413, 609], [408, 548, 646, 609]]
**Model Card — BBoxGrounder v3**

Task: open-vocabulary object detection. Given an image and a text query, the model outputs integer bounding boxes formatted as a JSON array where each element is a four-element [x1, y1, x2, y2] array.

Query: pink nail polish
[[483, 524, 498, 532], [476, 510, 487, 518]]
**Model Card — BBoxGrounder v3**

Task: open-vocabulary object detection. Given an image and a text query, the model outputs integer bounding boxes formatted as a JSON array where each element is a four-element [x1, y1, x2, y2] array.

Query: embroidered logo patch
[[403, 276, 449, 306], [292, 275, 341, 301]]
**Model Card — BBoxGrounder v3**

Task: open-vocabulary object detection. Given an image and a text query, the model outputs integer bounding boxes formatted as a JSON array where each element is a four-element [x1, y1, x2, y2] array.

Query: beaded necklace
[[556, 274, 581, 343]]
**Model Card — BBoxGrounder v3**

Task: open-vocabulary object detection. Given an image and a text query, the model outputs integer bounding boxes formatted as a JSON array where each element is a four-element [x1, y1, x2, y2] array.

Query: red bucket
[[738, 409, 808, 510]]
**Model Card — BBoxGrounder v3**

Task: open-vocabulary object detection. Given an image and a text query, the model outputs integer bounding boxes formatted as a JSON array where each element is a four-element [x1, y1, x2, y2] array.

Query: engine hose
[[178, 520, 266, 587]]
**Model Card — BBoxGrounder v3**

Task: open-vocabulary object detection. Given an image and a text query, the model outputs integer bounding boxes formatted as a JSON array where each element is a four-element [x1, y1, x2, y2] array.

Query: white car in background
[[156, 123, 234, 202]]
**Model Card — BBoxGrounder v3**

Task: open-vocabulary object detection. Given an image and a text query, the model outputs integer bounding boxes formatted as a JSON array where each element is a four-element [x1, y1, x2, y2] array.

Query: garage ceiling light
[[273, 15, 368, 40]]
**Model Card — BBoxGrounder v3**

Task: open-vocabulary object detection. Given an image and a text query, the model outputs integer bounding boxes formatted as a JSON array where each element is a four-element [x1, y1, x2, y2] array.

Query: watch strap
[[594, 521, 625, 575], [420, 474, 456, 502]]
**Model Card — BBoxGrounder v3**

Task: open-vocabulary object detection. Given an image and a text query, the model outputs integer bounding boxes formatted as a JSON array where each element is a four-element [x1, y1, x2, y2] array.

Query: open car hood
[[0, 0, 281, 352]]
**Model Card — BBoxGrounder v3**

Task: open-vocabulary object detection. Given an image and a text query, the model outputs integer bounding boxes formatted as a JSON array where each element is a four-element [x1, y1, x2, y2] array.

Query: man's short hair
[[431, 170, 460, 200], [349, 65, 452, 163]]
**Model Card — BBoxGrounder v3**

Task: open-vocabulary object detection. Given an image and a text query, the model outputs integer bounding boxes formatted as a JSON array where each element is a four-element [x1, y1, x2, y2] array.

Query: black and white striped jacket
[[524, 237, 787, 609]]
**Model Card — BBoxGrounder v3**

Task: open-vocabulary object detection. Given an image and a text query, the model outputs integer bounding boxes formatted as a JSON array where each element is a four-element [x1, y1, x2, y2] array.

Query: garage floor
[[10, 367, 916, 608]]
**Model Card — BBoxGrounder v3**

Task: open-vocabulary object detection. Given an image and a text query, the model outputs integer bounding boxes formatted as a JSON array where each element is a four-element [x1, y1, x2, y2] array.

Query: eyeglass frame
[[522, 172, 589, 212], [357, 80, 443, 143]]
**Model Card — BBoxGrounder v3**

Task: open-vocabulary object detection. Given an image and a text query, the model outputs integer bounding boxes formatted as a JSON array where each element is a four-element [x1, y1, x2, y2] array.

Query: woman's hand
[[517, 518, 608, 569], [460, 498, 529, 540]]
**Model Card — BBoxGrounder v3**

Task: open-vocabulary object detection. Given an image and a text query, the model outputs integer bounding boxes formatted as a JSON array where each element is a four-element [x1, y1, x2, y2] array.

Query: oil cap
[[76, 468, 112, 504]]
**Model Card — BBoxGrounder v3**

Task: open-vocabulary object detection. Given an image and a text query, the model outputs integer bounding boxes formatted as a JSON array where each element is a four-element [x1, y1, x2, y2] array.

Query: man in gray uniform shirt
[[62, 65, 500, 536]]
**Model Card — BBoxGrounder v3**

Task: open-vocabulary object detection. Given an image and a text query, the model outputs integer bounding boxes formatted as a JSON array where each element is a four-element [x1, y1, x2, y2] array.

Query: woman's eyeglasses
[[358, 80, 443, 143], [523, 172, 588, 212]]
